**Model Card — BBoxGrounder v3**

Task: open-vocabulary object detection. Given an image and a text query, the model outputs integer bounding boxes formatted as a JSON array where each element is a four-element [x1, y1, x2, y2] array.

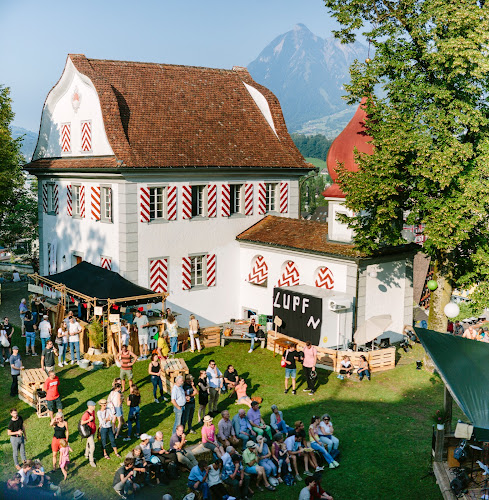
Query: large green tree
[[323, 0, 489, 331], [0, 85, 36, 253]]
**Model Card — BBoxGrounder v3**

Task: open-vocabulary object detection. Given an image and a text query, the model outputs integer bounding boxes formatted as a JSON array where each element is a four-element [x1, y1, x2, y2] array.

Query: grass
[[305, 157, 327, 172], [0, 328, 445, 500]]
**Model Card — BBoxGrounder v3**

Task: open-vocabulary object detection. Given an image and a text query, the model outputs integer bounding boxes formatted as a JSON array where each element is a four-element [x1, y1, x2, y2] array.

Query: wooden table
[[160, 358, 189, 393], [273, 337, 297, 357]]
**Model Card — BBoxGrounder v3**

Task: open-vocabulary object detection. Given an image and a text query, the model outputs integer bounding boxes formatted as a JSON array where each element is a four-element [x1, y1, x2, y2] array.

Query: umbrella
[[354, 314, 393, 346]]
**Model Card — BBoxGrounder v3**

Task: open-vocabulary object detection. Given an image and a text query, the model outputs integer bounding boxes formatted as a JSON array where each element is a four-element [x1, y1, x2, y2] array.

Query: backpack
[[78, 420, 91, 438], [283, 472, 296, 486]]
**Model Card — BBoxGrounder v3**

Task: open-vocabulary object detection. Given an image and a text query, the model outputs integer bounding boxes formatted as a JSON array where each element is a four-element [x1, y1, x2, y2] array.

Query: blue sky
[[1, 0, 345, 131]]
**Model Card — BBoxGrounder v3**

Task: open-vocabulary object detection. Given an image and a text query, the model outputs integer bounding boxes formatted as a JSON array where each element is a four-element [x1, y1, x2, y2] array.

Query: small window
[[72, 185, 81, 216], [149, 187, 166, 220], [191, 185, 206, 217], [101, 187, 112, 222], [190, 255, 205, 287], [47, 184, 56, 213], [230, 184, 243, 215], [265, 183, 278, 212]]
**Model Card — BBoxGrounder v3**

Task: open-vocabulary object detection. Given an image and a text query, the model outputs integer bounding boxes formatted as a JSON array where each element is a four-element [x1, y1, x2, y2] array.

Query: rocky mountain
[[11, 126, 38, 162], [248, 24, 367, 137]]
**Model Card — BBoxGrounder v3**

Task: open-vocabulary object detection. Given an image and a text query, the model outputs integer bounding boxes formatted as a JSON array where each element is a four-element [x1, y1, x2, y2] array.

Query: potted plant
[[432, 409, 449, 430], [88, 319, 104, 355]]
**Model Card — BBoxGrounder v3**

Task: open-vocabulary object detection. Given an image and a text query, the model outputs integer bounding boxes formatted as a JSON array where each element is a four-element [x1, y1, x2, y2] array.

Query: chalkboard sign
[[273, 288, 322, 345]]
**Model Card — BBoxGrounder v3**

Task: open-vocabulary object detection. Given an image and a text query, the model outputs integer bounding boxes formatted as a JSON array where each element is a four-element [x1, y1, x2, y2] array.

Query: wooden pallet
[[160, 358, 189, 393], [201, 327, 221, 348], [18, 368, 51, 417]]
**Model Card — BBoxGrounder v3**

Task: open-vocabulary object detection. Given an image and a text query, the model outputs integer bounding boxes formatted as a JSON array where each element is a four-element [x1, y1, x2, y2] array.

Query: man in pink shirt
[[302, 341, 317, 395]]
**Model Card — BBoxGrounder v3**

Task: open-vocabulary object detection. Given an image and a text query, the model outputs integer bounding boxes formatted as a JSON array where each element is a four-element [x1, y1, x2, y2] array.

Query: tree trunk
[[424, 260, 453, 371]]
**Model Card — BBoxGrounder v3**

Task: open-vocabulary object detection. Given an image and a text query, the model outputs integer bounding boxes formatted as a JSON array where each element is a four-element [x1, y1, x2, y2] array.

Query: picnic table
[[272, 337, 297, 357], [220, 320, 266, 349]]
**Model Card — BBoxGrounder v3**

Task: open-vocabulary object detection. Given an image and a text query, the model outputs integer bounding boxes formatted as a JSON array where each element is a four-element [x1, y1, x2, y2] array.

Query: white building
[[26, 54, 415, 343]]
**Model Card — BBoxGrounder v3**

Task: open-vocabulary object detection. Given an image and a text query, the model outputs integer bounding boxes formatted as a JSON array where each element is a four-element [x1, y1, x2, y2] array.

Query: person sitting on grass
[[201, 415, 224, 458], [270, 404, 293, 435], [256, 435, 281, 482], [207, 459, 229, 500], [308, 416, 337, 469], [126, 447, 151, 487], [309, 472, 335, 500], [113, 457, 140, 499], [188, 460, 210, 500], [234, 377, 253, 408], [338, 355, 353, 380], [247, 401, 273, 442], [318, 414, 340, 452], [221, 452, 252, 500], [285, 431, 320, 481], [32, 459, 62, 496], [299, 475, 335, 500], [242, 441, 276, 492], [223, 364, 239, 393], [357, 355, 371, 381], [271, 432, 292, 476]]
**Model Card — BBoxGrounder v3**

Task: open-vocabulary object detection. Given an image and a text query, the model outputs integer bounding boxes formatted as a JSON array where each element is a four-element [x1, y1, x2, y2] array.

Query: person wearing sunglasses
[[318, 414, 339, 452]]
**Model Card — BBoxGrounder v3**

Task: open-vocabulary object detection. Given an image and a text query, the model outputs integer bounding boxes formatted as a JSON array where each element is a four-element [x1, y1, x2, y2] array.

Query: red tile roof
[[28, 55, 312, 171], [28, 157, 119, 170]]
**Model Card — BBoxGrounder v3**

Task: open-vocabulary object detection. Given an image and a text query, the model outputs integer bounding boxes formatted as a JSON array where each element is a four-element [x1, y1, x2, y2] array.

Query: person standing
[[38, 315, 52, 352], [50, 412, 69, 472], [182, 374, 197, 434], [125, 385, 141, 441], [41, 340, 58, 374], [197, 369, 210, 423], [19, 298, 28, 337], [97, 399, 120, 459], [67, 316, 82, 365], [165, 314, 179, 356], [9, 346, 23, 396], [44, 369, 63, 419], [80, 400, 97, 467], [24, 312, 37, 356], [117, 343, 137, 393], [302, 341, 318, 395], [108, 382, 124, 439], [148, 354, 166, 403], [56, 322, 69, 367], [188, 314, 201, 353], [1, 317, 14, 365], [171, 375, 186, 434], [206, 360, 223, 416], [133, 310, 150, 360], [7, 408, 27, 469], [283, 343, 300, 395]]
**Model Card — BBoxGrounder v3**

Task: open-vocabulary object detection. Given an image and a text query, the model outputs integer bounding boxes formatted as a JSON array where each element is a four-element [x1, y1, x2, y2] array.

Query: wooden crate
[[159, 358, 189, 393], [201, 326, 221, 348], [18, 368, 51, 417]]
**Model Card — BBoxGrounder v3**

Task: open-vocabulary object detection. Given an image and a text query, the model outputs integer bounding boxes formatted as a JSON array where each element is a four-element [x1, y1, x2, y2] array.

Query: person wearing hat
[[81, 401, 97, 467], [9, 346, 23, 397], [242, 441, 276, 491], [38, 314, 52, 352], [270, 404, 293, 435], [97, 399, 121, 460], [247, 401, 273, 442], [201, 415, 224, 458]]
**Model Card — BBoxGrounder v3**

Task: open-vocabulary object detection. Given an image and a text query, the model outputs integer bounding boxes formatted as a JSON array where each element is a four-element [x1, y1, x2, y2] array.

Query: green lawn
[[0, 328, 444, 499], [305, 157, 327, 172]]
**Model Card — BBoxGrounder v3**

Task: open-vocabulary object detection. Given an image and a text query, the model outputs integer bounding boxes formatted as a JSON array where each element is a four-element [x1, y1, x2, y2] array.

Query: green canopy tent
[[416, 327, 489, 441]]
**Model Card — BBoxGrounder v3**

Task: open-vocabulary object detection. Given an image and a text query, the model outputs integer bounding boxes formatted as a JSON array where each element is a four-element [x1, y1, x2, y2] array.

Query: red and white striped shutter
[[182, 185, 192, 220], [245, 183, 254, 215], [207, 254, 216, 287], [277, 261, 300, 287], [81, 120, 92, 152], [150, 258, 168, 293], [221, 184, 230, 217], [101, 256, 112, 271], [42, 184, 48, 213], [91, 186, 101, 221], [80, 185, 86, 218], [67, 185, 72, 216], [140, 186, 150, 222], [182, 257, 191, 290], [207, 184, 217, 218], [53, 184, 59, 215], [257, 182, 266, 215], [315, 267, 334, 289], [280, 182, 289, 213], [61, 123, 71, 153], [167, 186, 177, 221]]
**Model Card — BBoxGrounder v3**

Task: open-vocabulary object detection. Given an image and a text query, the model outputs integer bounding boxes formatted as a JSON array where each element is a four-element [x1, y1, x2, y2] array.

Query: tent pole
[[107, 299, 111, 355], [444, 385, 453, 434]]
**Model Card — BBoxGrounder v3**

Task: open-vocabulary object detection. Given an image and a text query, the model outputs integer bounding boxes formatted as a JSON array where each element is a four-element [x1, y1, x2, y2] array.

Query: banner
[[272, 287, 322, 345], [28, 284, 44, 295]]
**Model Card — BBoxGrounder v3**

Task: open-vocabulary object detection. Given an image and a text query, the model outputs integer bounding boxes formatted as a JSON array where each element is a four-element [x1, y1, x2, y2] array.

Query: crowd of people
[[5, 300, 340, 499]]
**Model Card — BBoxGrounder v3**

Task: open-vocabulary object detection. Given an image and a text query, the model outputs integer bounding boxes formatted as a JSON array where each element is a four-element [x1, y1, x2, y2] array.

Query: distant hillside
[[248, 24, 367, 137], [11, 126, 37, 162]]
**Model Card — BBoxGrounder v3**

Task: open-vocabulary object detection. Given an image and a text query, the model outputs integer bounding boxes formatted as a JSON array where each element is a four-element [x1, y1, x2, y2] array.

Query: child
[[58, 439, 73, 481], [33, 459, 61, 496], [272, 434, 292, 475], [157, 328, 169, 359], [207, 459, 228, 500]]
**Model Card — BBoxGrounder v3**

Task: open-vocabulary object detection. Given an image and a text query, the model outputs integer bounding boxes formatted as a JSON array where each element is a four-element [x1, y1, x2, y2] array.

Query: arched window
[[248, 255, 268, 286], [315, 266, 334, 289], [277, 260, 300, 287]]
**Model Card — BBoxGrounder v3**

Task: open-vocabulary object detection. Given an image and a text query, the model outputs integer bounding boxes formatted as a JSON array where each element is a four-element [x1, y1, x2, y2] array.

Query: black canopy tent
[[416, 327, 489, 441]]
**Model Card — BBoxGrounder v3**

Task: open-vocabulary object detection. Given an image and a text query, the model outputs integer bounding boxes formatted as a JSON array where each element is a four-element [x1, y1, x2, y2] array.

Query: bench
[[221, 335, 266, 349]]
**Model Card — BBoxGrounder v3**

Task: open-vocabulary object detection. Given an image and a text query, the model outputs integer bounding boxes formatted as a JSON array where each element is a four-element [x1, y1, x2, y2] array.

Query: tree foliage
[[291, 133, 334, 160], [323, 0, 489, 327], [0, 85, 37, 252]]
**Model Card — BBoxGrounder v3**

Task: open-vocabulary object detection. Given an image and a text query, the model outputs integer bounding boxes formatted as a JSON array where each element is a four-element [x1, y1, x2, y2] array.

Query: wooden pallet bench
[[159, 358, 189, 393]]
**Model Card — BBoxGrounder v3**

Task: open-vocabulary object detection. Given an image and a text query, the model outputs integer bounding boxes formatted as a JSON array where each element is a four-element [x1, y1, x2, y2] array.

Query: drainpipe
[[298, 169, 318, 219]]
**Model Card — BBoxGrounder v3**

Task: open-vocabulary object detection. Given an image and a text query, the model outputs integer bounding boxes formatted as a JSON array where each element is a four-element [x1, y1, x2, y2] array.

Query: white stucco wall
[[33, 58, 113, 160], [238, 243, 353, 319], [328, 200, 354, 243]]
